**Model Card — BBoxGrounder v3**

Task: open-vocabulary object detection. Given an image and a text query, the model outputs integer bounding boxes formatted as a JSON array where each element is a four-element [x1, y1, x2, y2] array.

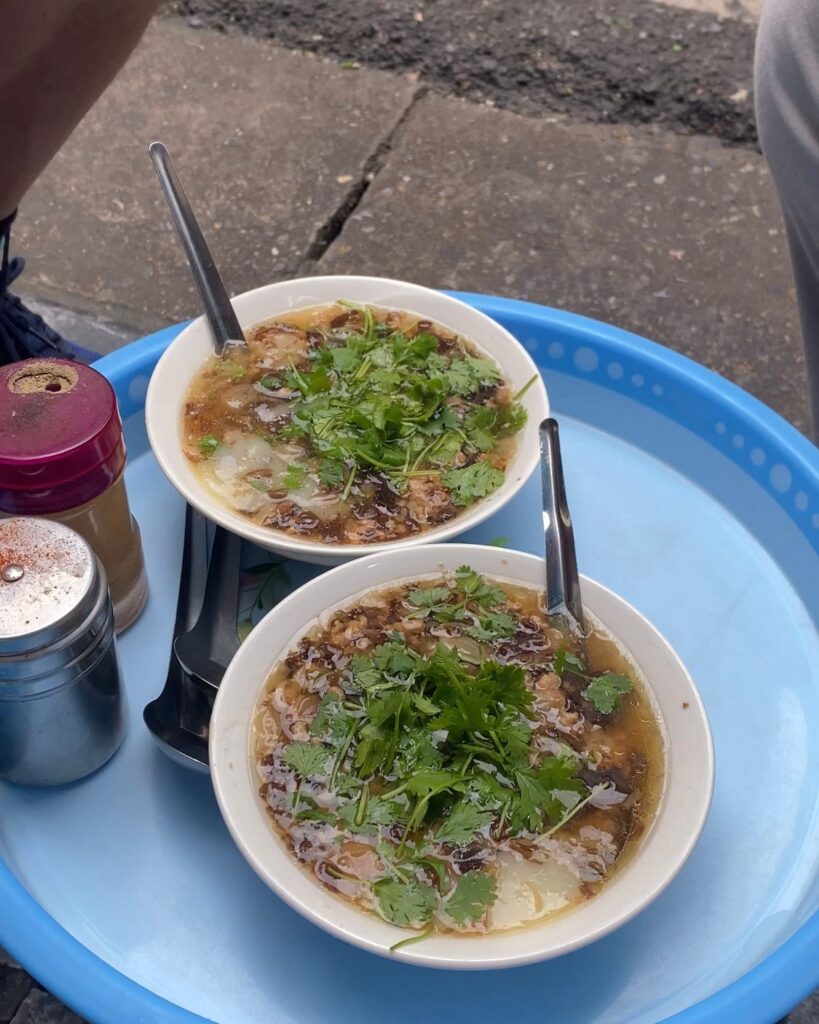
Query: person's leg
[[0, 0, 159, 363], [0, 0, 159, 219], [755, 0, 819, 437]]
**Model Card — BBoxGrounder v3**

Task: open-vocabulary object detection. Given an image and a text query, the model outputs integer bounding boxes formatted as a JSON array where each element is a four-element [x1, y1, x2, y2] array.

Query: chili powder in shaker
[[0, 359, 147, 631]]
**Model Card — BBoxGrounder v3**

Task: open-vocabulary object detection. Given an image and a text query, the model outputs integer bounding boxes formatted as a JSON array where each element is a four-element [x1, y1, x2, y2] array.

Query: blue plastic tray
[[1, 295, 817, 1024]]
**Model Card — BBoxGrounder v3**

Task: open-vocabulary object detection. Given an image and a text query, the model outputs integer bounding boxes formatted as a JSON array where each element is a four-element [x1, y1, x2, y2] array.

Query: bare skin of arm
[[0, 0, 160, 219]]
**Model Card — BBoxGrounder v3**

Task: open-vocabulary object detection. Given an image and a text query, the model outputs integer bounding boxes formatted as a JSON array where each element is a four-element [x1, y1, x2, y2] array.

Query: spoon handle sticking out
[[539, 417, 585, 633], [149, 141, 244, 356]]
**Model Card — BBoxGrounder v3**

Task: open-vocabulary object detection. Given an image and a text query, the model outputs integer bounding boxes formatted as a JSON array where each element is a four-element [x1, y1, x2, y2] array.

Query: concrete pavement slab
[[8, 990, 85, 1024], [319, 93, 809, 432], [14, 20, 417, 326], [0, 967, 30, 1024]]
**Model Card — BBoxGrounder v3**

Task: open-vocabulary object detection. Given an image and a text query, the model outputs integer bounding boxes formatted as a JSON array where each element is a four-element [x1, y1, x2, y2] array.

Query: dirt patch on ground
[[169, 0, 757, 145]]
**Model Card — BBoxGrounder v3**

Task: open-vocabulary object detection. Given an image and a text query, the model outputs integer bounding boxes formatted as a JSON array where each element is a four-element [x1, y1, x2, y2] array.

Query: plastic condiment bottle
[[0, 358, 148, 632]]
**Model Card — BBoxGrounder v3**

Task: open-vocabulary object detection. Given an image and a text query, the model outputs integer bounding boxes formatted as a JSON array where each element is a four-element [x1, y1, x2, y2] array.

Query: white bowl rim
[[145, 275, 549, 562], [210, 543, 715, 970]]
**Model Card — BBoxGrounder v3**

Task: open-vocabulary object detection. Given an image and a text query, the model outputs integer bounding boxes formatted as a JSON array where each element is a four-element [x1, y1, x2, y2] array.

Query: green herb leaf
[[554, 647, 586, 677], [509, 755, 587, 833], [408, 586, 452, 609], [443, 463, 505, 506], [374, 877, 436, 928], [318, 457, 346, 489], [467, 610, 518, 642], [198, 434, 219, 457], [453, 566, 506, 607], [371, 638, 421, 677], [435, 801, 494, 846], [281, 464, 306, 490], [443, 356, 502, 397], [310, 693, 354, 742], [584, 672, 632, 714], [283, 741, 328, 779], [445, 871, 497, 925]]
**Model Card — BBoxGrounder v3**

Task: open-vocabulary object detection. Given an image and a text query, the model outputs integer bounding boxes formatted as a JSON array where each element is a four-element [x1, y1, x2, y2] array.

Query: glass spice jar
[[0, 358, 148, 632]]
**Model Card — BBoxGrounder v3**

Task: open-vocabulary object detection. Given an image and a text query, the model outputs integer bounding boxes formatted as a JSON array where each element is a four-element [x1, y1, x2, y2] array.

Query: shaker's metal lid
[[0, 517, 97, 650]]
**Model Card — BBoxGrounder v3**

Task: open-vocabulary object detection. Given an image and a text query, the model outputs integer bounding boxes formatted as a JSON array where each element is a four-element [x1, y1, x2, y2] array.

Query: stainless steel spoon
[[149, 141, 244, 355], [539, 417, 585, 634]]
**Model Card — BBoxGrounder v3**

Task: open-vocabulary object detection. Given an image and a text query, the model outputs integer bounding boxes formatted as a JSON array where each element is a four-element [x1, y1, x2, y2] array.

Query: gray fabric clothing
[[755, 0, 819, 437]]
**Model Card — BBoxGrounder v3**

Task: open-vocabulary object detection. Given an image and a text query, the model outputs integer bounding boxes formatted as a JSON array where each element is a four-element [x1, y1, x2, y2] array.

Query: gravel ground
[[169, 0, 757, 144]]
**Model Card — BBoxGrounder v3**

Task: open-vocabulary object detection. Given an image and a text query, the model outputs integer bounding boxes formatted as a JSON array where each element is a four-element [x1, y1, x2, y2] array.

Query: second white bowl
[[210, 544, 714, 969], [145, 276, 548, 564]]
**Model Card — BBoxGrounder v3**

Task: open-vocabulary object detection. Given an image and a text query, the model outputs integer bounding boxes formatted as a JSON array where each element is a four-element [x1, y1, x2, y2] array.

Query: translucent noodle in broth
[[182, 303, 531, 544], [253, 568, 665, 940]]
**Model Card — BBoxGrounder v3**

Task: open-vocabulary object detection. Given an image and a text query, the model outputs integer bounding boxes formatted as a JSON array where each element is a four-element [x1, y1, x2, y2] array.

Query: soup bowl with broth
[[146, 277, 548, 564], [210, 544, 713, 969]]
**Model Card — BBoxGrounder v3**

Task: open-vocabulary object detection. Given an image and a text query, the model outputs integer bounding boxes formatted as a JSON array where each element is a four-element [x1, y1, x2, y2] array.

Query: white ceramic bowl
[[210, 544, 714, 970], [145, 276, 548, 564]]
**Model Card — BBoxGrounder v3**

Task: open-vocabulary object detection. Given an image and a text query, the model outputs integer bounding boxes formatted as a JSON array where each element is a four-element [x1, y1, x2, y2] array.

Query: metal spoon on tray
[[149, 141, 245, 355], [539, 417, 585, 637]]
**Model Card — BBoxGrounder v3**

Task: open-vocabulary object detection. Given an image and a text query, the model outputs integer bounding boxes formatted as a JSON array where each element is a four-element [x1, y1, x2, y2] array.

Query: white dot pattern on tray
[[573, 347, 599, 373], [770, 464, 792, 494], [750, 448, 766, 467], [536, 341, 813, 530]]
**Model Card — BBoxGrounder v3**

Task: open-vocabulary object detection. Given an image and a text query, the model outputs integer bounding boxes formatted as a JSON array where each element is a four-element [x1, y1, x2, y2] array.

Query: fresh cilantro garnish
[[274, 567, 605, 940], [281, 463, 306, 491], [258, 374, 282, 390], [467, 610, 517, 642], [453, 566, 506, 606], [283, 741, 328, 778], [435, 801, 494, 845], [318, 457, 346, 488], [310, 693, 354, 742], [554, 647, 586, 676], [445, 871, 497, 925], [408, 586, 452, 609], [218, 360, 245, 381], [371, 639, 421, 676], [443, 356, 502, 397], [584, 672, 632, 714], [276, 304, 524, 498], [508, 756, 586, 834], [553, 648, 633, 714], [374, 877, 436, 928], [443, 463, 505, 506], [198, 434, 219, 457]]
